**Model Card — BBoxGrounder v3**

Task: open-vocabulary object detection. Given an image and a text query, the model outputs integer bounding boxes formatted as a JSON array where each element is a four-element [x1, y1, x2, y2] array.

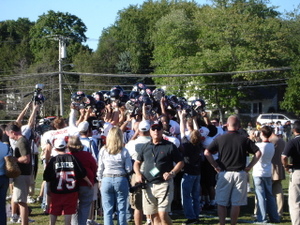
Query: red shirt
[[69, 151, 97, 186]]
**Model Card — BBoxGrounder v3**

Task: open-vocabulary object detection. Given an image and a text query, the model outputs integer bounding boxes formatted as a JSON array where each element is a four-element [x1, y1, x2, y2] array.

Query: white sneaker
[[27, 196, 36, 204], [10, 215, 19, 223], [16, 218, 35, 223], [86, 219, 100, 225]]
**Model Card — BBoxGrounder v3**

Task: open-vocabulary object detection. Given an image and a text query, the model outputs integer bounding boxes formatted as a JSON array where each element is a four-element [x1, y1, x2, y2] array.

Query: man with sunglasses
[[134, 121, 184, 225]]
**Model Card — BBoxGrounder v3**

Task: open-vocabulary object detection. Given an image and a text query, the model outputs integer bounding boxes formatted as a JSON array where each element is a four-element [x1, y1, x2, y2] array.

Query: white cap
[[199, 126, 209, 138], [102, 122, 113, 137], [78, 121, 89, 132], [54, 138, 66, 150], [138, 120, 150, 132]]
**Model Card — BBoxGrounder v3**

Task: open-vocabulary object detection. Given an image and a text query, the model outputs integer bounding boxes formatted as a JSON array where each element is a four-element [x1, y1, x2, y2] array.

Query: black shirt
[[181, 136, 202, 175], [282, 136, 300, 169], [207, 131, 259, 171], [137, 139, 183, 184], [43, 154, 87, 194]]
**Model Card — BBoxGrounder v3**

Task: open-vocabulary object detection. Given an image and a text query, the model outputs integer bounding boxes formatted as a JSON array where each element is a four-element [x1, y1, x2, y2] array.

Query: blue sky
[[1, 0, 299, 51]]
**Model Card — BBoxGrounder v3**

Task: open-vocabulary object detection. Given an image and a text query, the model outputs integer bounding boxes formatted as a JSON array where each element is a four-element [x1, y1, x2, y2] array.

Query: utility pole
[[46, 35, 69, 116], [57, 36, 68, 116]]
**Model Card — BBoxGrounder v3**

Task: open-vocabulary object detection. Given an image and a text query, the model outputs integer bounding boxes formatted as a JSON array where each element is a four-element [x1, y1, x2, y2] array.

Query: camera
[[129, 182, 147, 193], [33, 84, 45, 105], [92, 120, 104, 128]]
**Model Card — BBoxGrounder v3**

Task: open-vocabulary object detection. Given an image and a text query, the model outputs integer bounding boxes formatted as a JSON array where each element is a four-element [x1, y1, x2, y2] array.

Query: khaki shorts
[[142, 179, 174, 215], [12, 175, 31, 203], [215, 171, 247, 206], [130, 173, 143, 210]]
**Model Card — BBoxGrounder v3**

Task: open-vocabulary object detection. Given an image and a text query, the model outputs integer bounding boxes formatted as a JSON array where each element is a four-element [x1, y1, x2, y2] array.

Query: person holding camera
[[134, 121, 184, 225]]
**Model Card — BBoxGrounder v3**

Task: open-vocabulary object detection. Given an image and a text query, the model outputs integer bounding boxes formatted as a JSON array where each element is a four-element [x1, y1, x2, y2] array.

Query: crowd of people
[[0, 83, 299, 225]]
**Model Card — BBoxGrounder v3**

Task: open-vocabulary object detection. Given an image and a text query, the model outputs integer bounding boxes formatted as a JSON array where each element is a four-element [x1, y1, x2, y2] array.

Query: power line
[[63, 67, 291, 77]]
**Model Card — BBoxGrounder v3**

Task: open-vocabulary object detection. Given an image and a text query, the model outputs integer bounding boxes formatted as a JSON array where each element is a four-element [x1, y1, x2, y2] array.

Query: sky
[[1, 0, 299, 51]]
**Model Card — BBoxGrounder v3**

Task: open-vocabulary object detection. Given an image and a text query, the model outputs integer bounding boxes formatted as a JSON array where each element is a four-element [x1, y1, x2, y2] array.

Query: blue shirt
[[0, 142, 9, 176]]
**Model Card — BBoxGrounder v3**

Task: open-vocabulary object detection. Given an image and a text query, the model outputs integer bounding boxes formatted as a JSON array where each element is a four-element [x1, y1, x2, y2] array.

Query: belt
[[221, 170, 244, 172], [103, 174, 127, 177]]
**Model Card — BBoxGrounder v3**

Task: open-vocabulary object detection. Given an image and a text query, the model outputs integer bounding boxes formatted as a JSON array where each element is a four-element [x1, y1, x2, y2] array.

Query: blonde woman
[[97, 127, 132, 225]]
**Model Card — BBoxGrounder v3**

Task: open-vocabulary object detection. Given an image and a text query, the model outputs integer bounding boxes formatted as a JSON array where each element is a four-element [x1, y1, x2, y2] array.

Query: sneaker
[[86, 219, 100, 225], [9, 217, 19, 223], [182, 219, 198, 225], [10, 215, 19, 223], [16, 218, 35, 223], [27, 196, 36, 204], [144, 218, 151, 225]]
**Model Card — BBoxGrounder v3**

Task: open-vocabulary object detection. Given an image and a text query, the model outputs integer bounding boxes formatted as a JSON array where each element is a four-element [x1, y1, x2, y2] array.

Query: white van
[[256, 113, 298, 125]]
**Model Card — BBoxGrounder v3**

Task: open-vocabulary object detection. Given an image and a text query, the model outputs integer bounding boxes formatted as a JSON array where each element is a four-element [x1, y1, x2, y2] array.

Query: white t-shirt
[[163, 134, 180, 148], [252, 142, 275, 177], [169, 120, 180, 136], [125, 136, 151, 161], [46, 127, 75, 157]]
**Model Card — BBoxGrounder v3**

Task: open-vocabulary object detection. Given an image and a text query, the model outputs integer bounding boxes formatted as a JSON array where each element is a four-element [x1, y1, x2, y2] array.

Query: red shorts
[[49, 192, 78, 216]]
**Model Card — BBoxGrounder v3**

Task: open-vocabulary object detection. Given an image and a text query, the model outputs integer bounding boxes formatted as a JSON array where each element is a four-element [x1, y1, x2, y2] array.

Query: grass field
[[9, 163, 292, 225]]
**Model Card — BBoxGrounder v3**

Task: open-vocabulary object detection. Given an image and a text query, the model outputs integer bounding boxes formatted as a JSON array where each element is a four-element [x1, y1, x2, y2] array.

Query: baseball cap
[[138, 120, 150, 132], [102, 122, 113, 137], [78, 121, 89, 132], [150, 121, 163, 130], [54, 138, 66, 150]]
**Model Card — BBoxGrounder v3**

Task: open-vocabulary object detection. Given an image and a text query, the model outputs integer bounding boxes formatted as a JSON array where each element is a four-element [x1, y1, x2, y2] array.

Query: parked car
[[256, 113, 298, 125]]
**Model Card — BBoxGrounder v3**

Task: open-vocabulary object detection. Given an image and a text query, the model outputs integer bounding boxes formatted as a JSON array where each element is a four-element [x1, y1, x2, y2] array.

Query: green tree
[[0, 18, 34, 75], [0, 18, 34, 114], [151, 0, 290, 119], [280, 7, 300, 114], [29, 10, 88, 67]]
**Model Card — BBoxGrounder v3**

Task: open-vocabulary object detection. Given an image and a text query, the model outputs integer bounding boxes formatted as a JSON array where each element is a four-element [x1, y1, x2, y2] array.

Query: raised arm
[[160, 97, 167, 116], [27, 104, 40, 129], [178, 109, 186, 138], [15, 102, 32, 126]]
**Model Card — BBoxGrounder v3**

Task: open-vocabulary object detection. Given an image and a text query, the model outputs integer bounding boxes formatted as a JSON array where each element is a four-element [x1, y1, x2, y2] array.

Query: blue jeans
[[101, 177, 129, 225], [0, 175, 9, 225], [253, 176, 280, 223], [181, 173, 201, 220], [72, 186, 94, 225]]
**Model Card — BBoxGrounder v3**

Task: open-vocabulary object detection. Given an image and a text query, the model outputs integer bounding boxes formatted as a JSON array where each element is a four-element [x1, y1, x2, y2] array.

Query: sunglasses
[[151, 126, 162, 131]]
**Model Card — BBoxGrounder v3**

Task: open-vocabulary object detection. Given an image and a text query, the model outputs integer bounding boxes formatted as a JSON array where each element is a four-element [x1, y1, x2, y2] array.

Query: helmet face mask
[[103, 91, 111, 104], [192, 99, 206, 112], [132, 82, 146, 93], [92, 91, 104, 102], [84, 95, 96, 109], [94, 101, 106, 118], [71, 91, 86, 103], [110, 88, 123, 101]]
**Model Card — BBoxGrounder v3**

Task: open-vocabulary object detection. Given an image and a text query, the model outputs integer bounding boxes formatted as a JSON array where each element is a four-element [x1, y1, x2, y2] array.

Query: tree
[[0, 18, 35, 114], [0, 18, 34, 75], [29, 10, 88, 66], [151, 0, 290, 119], [280, 7, 300, 114]]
